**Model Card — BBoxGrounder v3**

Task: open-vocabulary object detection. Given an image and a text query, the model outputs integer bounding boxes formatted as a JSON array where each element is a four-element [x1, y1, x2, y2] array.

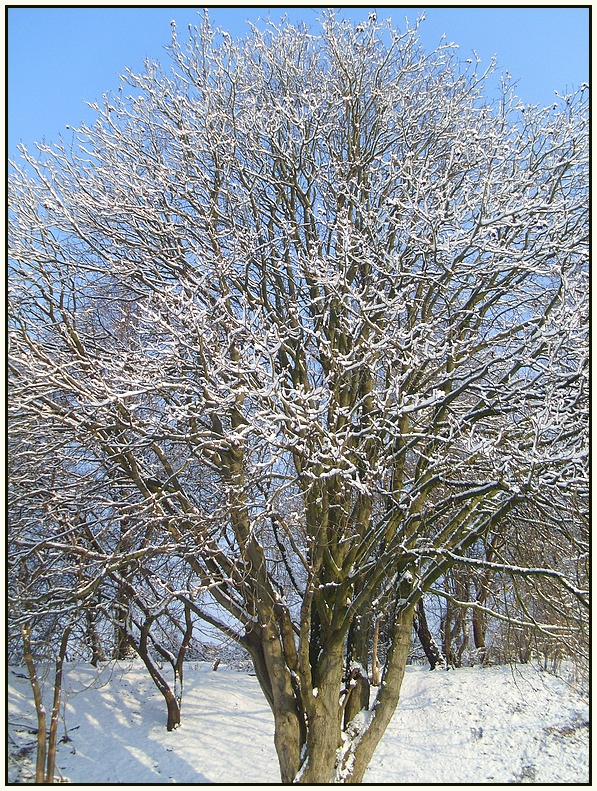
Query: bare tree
[[8, 11, 588, 783]]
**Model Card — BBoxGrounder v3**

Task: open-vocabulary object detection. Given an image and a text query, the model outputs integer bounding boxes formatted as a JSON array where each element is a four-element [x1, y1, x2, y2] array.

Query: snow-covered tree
[[8, 11, 588, 783]]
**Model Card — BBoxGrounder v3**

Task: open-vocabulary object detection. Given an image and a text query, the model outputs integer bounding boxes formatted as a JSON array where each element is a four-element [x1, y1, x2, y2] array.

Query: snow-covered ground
[[7, 660, 588, 784]]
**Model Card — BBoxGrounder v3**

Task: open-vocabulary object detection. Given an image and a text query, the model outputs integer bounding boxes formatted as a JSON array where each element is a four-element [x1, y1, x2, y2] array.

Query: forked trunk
[[128, 621, 181, 731], [334, 605, 414, 783], [266, 605, 415, 784]]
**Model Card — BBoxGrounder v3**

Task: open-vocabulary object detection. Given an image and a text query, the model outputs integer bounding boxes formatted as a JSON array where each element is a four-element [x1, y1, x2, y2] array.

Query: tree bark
[[128, 621, 181, 731], [45, 626, 71, 783], [21, 627, 46, 784], [472, 607, 486, 662], [442, 592, 467, 668], [251, 619, 304, 784], [343, 669, 370, 730], [86, 603, 105, 667], [371, 616, 382, 686], [472, 547, 496, 664], [297, 636, 345, 784], [113, 520, 131, 660], [346, 611, 370, 676], [414, 599, 446, 670], [113, 593, 130, 661], [21, 626, 47, 783], [335, 604, 414, 784], [173, 603, 194, 713], [344, 611, 371, 728]]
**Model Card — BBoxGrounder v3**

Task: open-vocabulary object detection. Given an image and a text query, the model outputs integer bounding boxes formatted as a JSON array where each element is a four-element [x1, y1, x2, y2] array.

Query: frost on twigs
[[8, 8, 588, 785]]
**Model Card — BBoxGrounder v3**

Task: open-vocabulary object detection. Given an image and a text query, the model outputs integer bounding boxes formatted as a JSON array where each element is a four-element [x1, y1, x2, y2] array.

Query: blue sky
[[8, 6, 589, 158]]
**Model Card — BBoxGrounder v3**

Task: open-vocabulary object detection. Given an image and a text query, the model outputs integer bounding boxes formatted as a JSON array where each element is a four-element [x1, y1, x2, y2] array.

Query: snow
[[8, 662, 277, 784], [8, 661, 588, 785], [366, 664, 588, 784]]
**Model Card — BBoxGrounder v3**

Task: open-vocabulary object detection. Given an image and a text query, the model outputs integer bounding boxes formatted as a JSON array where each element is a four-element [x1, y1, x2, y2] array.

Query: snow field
[[366, 664, 589, 784], [7, 661, 588, 784]]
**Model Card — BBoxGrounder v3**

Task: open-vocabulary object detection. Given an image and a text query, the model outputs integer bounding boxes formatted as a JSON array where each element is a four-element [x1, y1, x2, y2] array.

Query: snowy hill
[[8, 660, 588, 784]]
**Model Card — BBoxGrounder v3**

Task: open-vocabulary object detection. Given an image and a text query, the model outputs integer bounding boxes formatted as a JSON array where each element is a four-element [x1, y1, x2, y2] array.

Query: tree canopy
[[8, 11, 588, 783]]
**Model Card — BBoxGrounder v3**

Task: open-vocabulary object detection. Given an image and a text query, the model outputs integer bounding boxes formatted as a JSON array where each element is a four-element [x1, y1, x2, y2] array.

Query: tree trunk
[[371, 616, 382, 686], [442, 595, 467, 668], [441, 604, 451, 666], [222, 433, 306, 784], [472, 538, 501, 664], [472, 607, 486, 663], [242, 607, 306, 785], [258, 621, 305, 784], [128, 622, 181, 731], [346, 611, 370, 676], [343, 669, 370, 730], [21, 627, 46, 784], [113, 523, 131, 660], [297, 637, 345, 784], [86, 604, 105, 667], [414, 599, 446, 670], [173, 603, 194, 713], [344, 612, 371, 728], [472, 563, 494, 664], [45, 626, 71, 783], [336, 604, 415, 783], [113, 594, 130, 661], [308, 608, 324, 689], [164, 689, 182, 732]]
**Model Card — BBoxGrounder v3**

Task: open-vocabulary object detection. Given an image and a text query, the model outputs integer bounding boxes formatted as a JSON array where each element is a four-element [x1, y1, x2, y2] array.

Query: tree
[[19, 623, 71, 784], [8, 11, 588, 783]]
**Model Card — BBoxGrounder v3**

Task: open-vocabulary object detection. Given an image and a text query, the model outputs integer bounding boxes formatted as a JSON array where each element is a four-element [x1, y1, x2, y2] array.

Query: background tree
[[8, 11, 588, 784]]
